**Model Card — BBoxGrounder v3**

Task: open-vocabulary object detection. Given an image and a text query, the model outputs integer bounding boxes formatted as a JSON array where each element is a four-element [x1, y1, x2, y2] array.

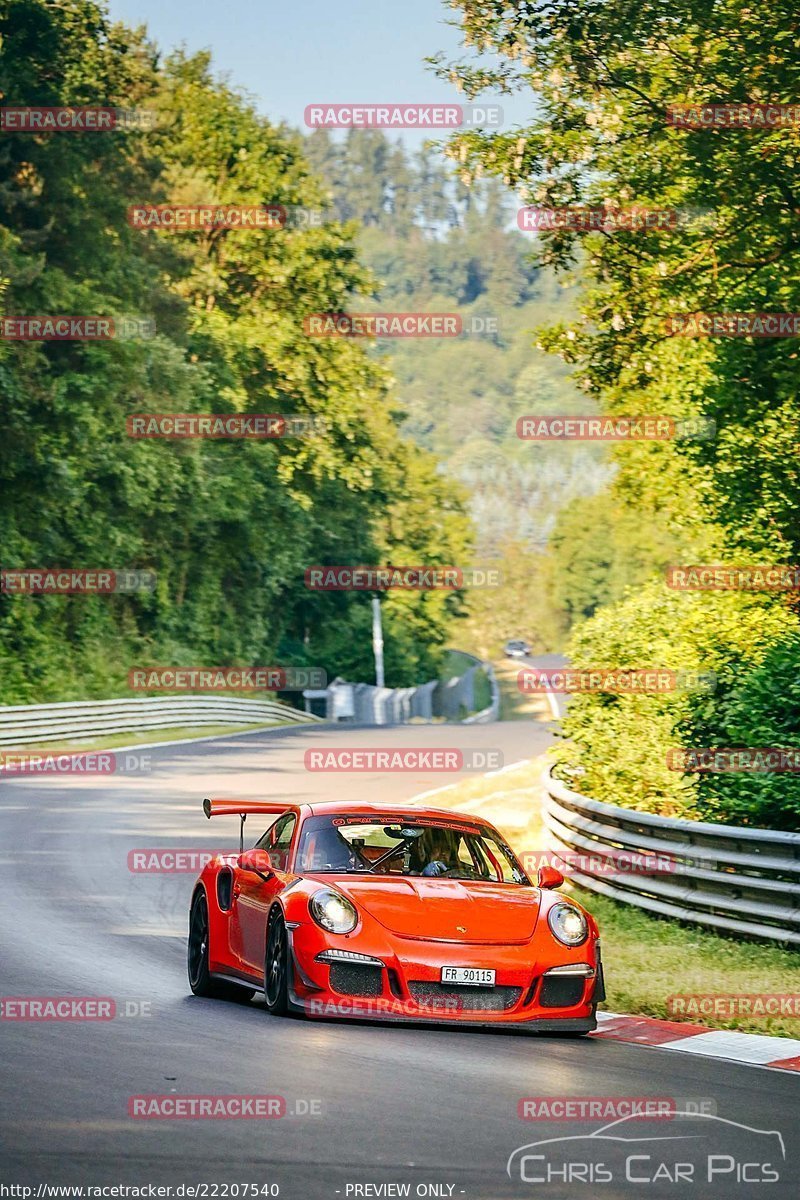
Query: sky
[[107, 0, 533, 145]]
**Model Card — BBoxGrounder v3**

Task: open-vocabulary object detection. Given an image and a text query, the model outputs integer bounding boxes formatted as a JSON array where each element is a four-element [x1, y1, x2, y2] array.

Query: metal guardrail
[[345, 681, 436, 725], [542, 766, 800, 944], [0, 651, 496, 745], [0, 696, 319, 746], [463, 663, 500, 724], [310, 655, 498, 725]]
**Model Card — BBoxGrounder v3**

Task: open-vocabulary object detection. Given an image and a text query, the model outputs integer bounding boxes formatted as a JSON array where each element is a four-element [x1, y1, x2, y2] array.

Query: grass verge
[[575, 890, 800, 1038], [493, 658, 552, 721]]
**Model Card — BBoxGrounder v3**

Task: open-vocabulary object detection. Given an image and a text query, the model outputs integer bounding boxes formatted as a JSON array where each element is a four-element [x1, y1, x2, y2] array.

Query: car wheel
[[188, 891, 255, 1002], [264, 909, 290, 1016]]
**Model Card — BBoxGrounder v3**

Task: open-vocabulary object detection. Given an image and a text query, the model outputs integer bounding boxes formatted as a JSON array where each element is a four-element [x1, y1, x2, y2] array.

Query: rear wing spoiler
[[203, 798, 293, 820], [202, 798, 296, 851]]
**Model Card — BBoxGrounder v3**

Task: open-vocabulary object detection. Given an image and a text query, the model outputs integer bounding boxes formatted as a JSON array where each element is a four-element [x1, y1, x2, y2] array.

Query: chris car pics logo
[[507, 1112, 784, 1187]]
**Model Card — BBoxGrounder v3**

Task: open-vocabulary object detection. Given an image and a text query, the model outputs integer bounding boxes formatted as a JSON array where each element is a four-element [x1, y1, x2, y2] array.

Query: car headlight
[[309, 888, 358, 934], [547, 902, 588, 947]]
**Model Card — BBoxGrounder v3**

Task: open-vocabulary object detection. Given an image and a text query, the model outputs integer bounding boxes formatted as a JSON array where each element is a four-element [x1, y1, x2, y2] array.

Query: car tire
[[264, 909, 290, 1016], [188, 891, 255, 1002]]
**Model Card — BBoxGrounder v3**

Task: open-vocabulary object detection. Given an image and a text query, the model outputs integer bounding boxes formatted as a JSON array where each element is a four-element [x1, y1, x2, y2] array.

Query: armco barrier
[[0, 696, 319, 746], [542, 766, 800, 944], [0, 653, 498, 744], [319, 657, 498, 725], [463, 663, 500, 724]]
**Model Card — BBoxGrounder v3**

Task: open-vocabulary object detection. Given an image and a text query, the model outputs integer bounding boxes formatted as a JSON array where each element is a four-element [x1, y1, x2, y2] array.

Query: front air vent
[[538, 975, 586, 1008], [329, 962, 384, 997], [408, 983, 521, 1012]]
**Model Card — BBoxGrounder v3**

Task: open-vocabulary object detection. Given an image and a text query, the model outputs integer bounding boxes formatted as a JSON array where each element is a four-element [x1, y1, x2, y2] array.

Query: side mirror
[[537, 865, 565, 890], [238, 849, 274, 879]]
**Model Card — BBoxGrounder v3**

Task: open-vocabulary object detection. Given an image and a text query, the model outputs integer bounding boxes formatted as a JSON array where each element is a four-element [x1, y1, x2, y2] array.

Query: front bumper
[[285, 923, 601, 1031], [293, 998, 596, 1033]]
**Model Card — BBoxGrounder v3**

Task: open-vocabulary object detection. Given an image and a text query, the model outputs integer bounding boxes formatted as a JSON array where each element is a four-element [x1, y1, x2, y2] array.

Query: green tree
[[434, 0, 800, 827], [0, 0, 472, 700]]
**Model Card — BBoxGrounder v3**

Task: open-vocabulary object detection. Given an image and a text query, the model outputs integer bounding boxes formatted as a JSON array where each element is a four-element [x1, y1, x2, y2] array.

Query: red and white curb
[[593, 1011, 800, 1072]]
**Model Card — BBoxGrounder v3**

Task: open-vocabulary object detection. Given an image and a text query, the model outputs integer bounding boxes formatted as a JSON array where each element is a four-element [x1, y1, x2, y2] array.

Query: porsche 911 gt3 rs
[[187, 798, 604, 1032]]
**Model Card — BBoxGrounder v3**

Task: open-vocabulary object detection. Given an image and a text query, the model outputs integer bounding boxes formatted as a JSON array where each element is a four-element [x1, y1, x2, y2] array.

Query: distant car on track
[[188, 798, 604, 1032], [504, 639, 532, 658]]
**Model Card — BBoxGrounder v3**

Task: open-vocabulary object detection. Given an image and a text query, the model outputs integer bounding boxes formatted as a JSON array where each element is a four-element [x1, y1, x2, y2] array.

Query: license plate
[[441, 966, 496, 987]]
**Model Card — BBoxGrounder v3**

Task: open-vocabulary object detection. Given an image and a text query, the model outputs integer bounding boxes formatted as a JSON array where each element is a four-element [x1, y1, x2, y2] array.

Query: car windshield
[[296, 815, 530, 884]]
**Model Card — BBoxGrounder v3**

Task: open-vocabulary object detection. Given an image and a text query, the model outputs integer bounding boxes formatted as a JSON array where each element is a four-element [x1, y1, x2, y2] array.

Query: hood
[[330, 877, 540, 944]]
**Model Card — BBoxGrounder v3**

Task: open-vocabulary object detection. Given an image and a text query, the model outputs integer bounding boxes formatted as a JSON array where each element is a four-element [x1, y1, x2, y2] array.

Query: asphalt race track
[[1, 720, 798, 1199]]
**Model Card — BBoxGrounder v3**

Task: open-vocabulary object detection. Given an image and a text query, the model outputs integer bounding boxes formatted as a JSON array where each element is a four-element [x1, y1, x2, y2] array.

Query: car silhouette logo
[[507, 1112, 786, 1185]]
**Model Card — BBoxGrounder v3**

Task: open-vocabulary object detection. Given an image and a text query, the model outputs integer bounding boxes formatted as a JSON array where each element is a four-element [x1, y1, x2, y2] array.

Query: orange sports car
[[188, 798, 604, 1032]]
